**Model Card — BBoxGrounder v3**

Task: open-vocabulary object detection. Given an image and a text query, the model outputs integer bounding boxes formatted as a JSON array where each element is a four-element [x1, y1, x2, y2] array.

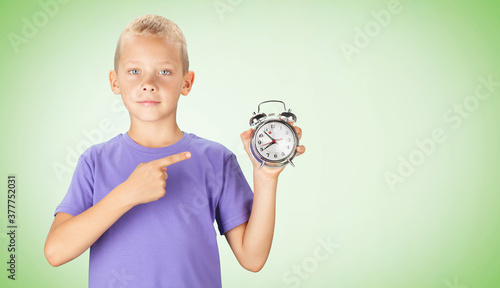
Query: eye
[[128, 69, 140, 75], [159, 70, 171, 75]]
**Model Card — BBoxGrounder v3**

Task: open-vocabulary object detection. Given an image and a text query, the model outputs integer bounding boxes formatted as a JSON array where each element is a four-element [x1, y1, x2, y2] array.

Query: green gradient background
[[1, 0, 499, 287]]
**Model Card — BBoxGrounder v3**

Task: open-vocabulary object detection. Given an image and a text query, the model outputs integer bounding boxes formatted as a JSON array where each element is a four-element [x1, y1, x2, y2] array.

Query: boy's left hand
[[240, 122, 305, 179]]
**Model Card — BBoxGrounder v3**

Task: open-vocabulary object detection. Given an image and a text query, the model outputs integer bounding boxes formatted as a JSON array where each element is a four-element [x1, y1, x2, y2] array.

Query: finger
[[296, 145, 305, 157], [294, 126, 302, 140], [240, 128, 254, 149], [240, 128, 255, 159], [153, 151, 191, 167], [240, 128, 253, 140]]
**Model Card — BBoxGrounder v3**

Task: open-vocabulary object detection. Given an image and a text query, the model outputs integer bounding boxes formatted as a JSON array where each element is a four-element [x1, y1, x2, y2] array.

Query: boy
[[44, 14, 305, 287]]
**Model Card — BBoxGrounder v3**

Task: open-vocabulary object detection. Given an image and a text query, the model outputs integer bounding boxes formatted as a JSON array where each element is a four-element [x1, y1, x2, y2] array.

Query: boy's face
[[109, 35, 194, 123]]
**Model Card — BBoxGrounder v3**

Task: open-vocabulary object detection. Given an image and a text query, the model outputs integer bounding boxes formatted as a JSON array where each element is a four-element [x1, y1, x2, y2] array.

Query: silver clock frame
[[249, 100, 299, 170]]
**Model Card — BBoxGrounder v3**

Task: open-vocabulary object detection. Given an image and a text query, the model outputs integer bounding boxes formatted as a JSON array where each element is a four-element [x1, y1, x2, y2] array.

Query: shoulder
[[78, 134, 123, 164], [186, 132, 234, 162]]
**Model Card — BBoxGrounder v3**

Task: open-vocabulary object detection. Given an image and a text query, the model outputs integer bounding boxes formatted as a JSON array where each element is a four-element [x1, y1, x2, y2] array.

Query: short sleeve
[[53, 150, 95, 217], [215, 153, 254, 235]]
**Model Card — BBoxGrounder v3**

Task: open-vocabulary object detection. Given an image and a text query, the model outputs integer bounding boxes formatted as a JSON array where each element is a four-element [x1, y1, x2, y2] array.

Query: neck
[[127, 115, 184, 148]]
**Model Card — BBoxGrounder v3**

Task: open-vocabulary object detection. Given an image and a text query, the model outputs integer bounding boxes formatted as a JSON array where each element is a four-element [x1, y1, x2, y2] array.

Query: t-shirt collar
[[120, 131, 191, 155]]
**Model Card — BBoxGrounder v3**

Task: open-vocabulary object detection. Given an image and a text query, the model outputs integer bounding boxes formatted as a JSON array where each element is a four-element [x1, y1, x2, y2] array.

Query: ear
[[109, 70, 120, 95], [181, 71, 195, 96]]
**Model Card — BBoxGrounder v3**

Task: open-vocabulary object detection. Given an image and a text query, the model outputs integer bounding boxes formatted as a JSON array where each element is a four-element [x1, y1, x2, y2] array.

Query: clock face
[[254, 120, 297, 161]]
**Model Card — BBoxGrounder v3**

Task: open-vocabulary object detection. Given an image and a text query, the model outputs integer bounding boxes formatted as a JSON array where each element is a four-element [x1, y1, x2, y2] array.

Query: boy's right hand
[[117, 151, 192, 206]]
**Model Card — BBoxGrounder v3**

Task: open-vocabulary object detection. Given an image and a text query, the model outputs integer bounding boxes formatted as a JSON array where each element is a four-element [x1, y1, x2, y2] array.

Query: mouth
[[138, 100, 161, 106]]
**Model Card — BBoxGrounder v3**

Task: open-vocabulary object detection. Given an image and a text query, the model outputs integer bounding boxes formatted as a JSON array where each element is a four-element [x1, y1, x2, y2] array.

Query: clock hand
[[260, 138, 283, 146], [262, 142, 274, 151], [264, 131, 275, 141]]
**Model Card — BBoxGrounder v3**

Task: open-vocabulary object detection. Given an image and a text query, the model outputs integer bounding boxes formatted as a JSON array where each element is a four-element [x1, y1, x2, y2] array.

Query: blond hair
[[114, 14, 189, 74]]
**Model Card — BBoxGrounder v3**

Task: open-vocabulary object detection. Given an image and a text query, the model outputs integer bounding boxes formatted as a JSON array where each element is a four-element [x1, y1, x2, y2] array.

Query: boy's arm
[[44, 151, 191, 267], [225, 126, 304, 272], [44, 185, 134, 267]]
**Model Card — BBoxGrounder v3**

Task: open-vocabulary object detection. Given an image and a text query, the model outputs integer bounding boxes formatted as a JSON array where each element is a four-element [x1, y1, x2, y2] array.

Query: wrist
[[110, 183, 136, 210], [253, 166, 280, 182]]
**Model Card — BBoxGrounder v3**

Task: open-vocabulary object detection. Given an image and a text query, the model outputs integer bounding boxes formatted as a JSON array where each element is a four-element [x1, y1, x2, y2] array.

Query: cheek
[[118, 80, 137, 95], [120, 96, 133, 108], [159, 78, 183, 92], [119, 86, 136, 103]]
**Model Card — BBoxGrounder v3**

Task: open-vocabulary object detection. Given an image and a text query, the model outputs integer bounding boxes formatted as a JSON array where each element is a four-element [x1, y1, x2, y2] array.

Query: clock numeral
[[258, 140, 261, 144], [260, 148, 264, 151], [259, 133, 264, 138], [285, 130, 289, 135], [266, 153, 270, 157], [271, 124, 275, 128], [281, 152, 285, 156], [286, 145, 290, 149], [280, 126, 282, 130], [287, 138, 291, 142], [274, 153, 278, 158]]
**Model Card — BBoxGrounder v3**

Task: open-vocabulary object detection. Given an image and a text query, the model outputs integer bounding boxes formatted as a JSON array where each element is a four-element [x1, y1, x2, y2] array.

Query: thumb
[[240, 128, 254, 158], [240, 128, 253, 140]]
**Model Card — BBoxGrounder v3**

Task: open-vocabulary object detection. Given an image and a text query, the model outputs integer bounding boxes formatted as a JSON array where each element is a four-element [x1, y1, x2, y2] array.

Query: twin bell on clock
[[248, 100, 299, 170]]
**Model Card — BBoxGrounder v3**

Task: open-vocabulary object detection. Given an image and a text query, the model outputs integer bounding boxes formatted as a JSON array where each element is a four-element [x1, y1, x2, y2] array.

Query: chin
[[132, 112, 170, 122]]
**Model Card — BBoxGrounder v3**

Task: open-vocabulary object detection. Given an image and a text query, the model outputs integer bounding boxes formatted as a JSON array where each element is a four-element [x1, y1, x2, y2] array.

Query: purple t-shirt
[[54, 131, 254, 288]]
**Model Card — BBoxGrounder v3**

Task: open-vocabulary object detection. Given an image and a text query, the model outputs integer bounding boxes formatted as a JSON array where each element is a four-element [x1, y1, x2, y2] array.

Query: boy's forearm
[[241, 170, 278, 270], [45, 184, 134, 267]]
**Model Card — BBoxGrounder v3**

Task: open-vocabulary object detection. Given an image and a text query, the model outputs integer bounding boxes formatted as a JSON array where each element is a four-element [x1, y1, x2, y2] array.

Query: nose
[[142, 85, 156, 92], [141, 75, 158, 92]]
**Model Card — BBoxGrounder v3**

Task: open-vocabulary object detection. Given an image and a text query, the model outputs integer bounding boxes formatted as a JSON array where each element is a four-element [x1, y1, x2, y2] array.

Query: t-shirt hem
[[219, 211, 252, 235], [54, 206, 84, 217]]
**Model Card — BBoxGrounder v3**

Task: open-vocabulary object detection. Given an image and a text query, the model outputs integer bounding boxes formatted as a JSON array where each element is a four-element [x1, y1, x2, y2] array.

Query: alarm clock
[[249, 100, 299, 170]]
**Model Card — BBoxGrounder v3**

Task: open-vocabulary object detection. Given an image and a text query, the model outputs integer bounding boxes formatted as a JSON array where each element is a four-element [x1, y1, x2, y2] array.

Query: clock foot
[[259, 161, 266, 170], [288, 159, 295, 167]]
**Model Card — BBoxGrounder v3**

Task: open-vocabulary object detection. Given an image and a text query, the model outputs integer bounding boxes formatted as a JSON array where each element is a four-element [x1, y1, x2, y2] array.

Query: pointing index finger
[[153, 151, 191, 167]]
